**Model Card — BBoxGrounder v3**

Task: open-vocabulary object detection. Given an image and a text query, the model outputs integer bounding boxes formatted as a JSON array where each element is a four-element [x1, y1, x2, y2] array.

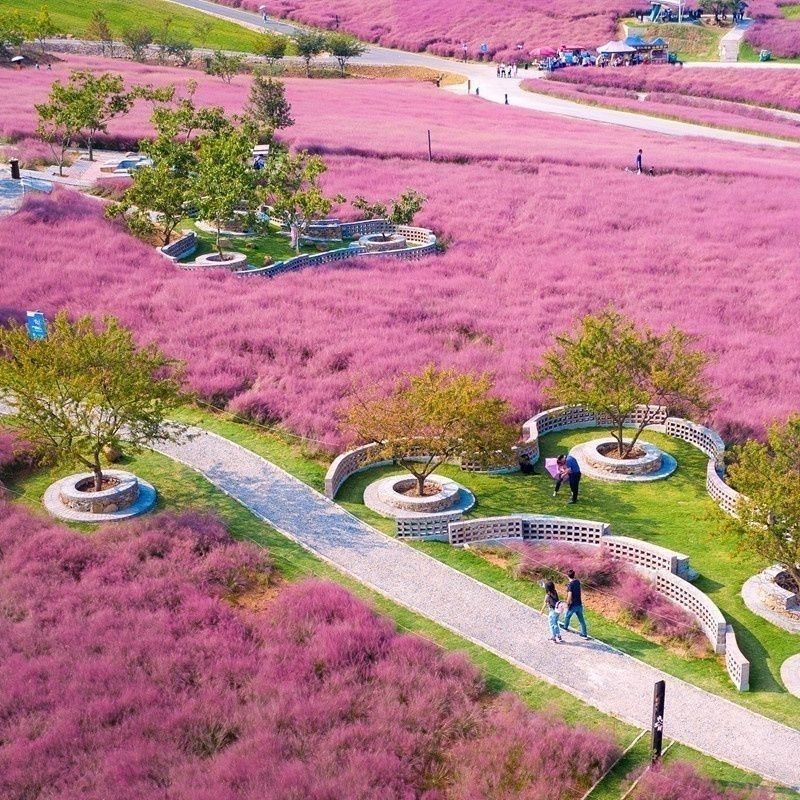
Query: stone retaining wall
[[655, 570, 727, 654], [725, 625, 750, 691], [325, 443, 388, 498], [706, 461, 741, 517], [396, 509, 464, 540], [664, 417, 725, 464], [240, 222, 437, 279], [602, 534, 691, 577]]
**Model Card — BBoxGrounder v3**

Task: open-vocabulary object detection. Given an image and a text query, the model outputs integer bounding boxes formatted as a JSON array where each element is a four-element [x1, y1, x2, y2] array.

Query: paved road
[[153, 425, 800, 789], [166, 0, 799, 148]]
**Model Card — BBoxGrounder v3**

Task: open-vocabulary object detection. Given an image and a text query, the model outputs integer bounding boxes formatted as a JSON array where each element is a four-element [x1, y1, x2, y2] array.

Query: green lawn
[[180, 217, 342, 268], [337, 428, 800, 728], [8, 0, 261, 54], [618, 19, 724, 61], [171, 407, 800, 727], [0, 423, 776, 794]]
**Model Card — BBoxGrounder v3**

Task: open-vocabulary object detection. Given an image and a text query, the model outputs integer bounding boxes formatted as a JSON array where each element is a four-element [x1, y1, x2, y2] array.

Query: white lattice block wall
[[448, 516, 524, 545], [601, 535, 685, 574], [324, 443, 387, 498], [655, 571, 727, 653], [665, 417, 725, 462], [397, 511, 462, 540], [725, 625, 750, 691], [706, 461, 740, 517], [520, 514, 608, 544]]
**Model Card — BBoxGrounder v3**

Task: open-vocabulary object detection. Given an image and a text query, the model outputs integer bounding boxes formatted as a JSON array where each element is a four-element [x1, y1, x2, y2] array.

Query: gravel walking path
[[154, 426, 800, 789]]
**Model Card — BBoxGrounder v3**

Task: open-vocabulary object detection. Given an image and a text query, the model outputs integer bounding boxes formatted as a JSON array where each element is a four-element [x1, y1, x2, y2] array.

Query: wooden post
[[650, 680, 666, 764], [427, 130, 432, 161]]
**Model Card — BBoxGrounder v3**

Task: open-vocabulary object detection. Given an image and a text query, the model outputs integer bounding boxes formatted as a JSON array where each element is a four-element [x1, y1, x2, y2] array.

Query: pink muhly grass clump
[[517, 543, 623, 588], [0, 502, 622, 799], [745, 20, 800, 58], [633, 762, 767, 800], [516, 544, 700, 643]]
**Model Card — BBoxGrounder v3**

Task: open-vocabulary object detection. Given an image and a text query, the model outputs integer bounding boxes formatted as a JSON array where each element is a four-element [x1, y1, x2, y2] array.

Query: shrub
[[0, 502, 622, 798], [633, 761, 767, 800]]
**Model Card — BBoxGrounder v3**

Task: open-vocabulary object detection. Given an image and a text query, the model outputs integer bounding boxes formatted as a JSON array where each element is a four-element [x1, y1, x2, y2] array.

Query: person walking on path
[[636, 148, 643, 174], [541, 580, 563, 643], [553, 453, 581, 503], [562, 569, 589, 638]]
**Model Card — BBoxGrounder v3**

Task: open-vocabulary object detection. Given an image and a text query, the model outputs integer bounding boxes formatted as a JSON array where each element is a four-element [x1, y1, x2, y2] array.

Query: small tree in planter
[[0, 313, 185, 492], [352, 189, 427, 241], [191, 121, 260, 259], [343, 366, 518, 496], [537, 310, 712, 458], [263, 149, 341, 253], [723, 416, 800, 593]]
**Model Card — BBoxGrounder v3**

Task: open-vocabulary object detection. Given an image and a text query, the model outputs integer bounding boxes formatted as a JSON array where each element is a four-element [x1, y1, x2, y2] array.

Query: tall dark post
[[10, 158, 21, 180], [427, 130, 432, 162], [651, 680, 666, 764]]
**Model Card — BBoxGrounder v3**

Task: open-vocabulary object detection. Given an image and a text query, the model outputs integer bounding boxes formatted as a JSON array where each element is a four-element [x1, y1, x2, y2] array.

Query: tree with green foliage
[[164, 38, 194, 67], [122, 25, 153, 61], [0, 9, 25, 55], [27, 7, 59, 56], [191, 19, 214, 50], [344, 366, 518, 496], [107, 91, 227, 246], [293, 31, 326, 77], [85, 9, 115, 58], [36, 80, 84, 176], [698, 0, 737, 22], [325, 32, 366, 76], [246, 76, 294, 130], [191, 121, 260, 258], [263, 150, 340, 252], [255, 31, 288, 71], [205, 49, 243, 83], [724, 417, 800, 592], [0, 313, 185, 492], [352, 196, 387, 220], [388, 189, 426, 225], [65, 71, 134, 161], [537, 310, 712, 458]]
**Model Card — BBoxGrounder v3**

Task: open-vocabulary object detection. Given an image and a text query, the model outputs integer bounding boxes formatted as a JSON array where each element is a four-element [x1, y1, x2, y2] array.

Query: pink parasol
[[545, 458, 561, 479]]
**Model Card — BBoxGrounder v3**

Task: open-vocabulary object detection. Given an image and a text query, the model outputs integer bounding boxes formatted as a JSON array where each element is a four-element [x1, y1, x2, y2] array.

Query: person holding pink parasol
[[547, 453, 581, 503]]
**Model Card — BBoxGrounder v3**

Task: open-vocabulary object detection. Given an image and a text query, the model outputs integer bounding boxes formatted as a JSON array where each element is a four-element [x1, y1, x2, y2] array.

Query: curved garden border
[[325, 404, 753, 691]]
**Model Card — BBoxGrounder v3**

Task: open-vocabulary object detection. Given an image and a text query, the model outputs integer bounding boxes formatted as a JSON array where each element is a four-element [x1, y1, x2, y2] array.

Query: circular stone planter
[[781, 654, 800, 699], [364, 473, 475, 519], [192, 252, 248, 271], [570, 438, 677, 482], [196, 213, 255, 237], [358, 232, 407, 252], [44, 470, 156, 523], [742, 564, 800, 633]]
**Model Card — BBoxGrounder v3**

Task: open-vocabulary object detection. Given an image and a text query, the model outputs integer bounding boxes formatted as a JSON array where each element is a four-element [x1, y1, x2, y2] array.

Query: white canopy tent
[[597, 41, 637, 54]]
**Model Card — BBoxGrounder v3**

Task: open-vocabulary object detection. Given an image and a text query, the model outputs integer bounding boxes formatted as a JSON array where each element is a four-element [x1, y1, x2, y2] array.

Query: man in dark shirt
[[636, 148, 643, 174], [562, 569, 589, 638], [554, 453, 581, 503]]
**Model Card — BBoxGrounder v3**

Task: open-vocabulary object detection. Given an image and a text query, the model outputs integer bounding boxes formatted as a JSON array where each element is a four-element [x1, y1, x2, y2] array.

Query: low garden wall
[[654, 570, 727, 654], [325, 443, 389, 499], [240, 222, 437, 279], [664, 417, 725, 464], [725, 625, 750, 691], [396, 509, 464, 540]]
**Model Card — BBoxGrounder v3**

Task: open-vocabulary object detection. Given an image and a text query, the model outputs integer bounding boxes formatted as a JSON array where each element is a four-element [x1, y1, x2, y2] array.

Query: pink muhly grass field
[[0, 503, 620, 799], [211, 0, 644, 56], [632, 761, 767, 799], [2, 61, 800, 445], [520, 78, 800, 141], [544, 65, 800, 113], [745, 19, 800, 58]]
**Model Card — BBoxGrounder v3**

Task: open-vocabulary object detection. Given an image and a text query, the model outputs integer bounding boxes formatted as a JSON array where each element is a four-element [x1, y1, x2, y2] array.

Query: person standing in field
[[541, 580, 563, 643], [562, 569, 589, 638], [636, 148, 643, 173], [553, 453, 581, 503]]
